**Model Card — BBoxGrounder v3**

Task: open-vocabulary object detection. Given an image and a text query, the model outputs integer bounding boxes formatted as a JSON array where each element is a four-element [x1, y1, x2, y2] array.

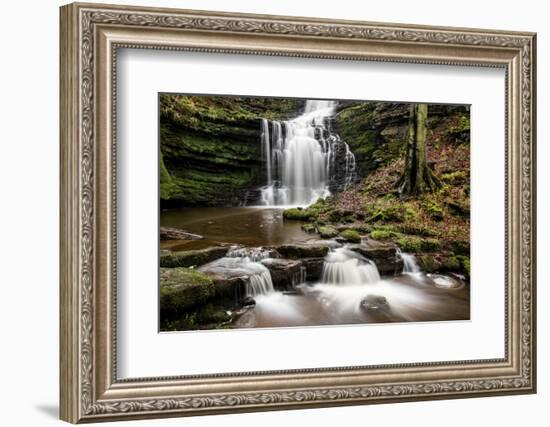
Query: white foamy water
[[260, 100, 356, 206]]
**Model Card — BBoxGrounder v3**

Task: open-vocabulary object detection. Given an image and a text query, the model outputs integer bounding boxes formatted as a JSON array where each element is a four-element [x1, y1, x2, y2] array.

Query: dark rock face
[[160, 247, 229, 268], [301, 257, 326, 281], [360, 294, 390, 312], [334, 101, 470, 177], [160, 95, 303, 207], [272, 244, 330, 259], [160, 226, 203, 241], [349, 240, 403, 276], [260, 258, 304, 291]]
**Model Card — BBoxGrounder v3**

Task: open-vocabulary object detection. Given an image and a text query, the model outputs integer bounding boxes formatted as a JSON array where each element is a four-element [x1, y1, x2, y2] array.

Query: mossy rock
[[397, 236, 423, 253], [160, 267, 216, 313], [366, 203, 418, 223], [370, 229, 397, 240], [423, 200, 444, 221], [301, 223, 317, 233], [283, 207, 311, 221], [395, 224, 438, 237], [160, 247, 228, 268], [327, 209, 354, 223], [339, 229, 362, 243], [319, 226, 338, 239]]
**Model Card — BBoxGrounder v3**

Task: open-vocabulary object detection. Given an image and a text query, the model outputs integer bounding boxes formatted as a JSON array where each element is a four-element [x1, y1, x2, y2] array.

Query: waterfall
[[260, 100, 356, 206], [400, 251, 421, 274], [201, 256, 275, 297], [320, 247, 380, 286], [246, 268, 275, 297]]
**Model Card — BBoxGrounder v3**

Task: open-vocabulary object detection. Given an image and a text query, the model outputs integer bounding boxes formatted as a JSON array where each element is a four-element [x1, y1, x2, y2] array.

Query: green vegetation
[[319, 226, 338, 239], [397, 236, 423, 253], [159, 95, 302, 207], [339, 229, 362, 243], [160, 268, 215, 312]]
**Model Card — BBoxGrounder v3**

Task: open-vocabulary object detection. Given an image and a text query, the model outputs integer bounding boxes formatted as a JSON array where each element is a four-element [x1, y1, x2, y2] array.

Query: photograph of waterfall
[[158, 94, 471, 332]]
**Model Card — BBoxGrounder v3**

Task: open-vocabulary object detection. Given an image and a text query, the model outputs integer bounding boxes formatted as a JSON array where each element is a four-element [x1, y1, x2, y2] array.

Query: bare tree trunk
[[397, 103, 441, 195]]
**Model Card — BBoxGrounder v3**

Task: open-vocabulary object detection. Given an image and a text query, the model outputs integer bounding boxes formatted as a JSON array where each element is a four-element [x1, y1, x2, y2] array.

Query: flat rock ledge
[[348, 240, 403, 276], [160, 246, 229, 268]]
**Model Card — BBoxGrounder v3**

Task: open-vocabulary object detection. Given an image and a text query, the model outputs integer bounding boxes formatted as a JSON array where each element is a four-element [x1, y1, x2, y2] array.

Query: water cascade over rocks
[[400, 251, 421, 274], [320, 247, 381, 285], [260, 100, 356, 206]]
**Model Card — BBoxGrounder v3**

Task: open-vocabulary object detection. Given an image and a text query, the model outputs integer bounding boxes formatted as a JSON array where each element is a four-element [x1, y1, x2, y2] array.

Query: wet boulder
[[272, 243, 330, 259], [349, 240, 403, 276], [198, 263, 250, 301], [159, 267, 216, 315], [301, 257, 326, 281], [360, 294, 390, 312], [160, 246, 229, 268], [260, 258, 304, 291]]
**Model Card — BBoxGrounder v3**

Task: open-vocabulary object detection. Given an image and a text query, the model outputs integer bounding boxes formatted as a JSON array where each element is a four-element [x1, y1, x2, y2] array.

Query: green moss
[[422, 238, 441, 252], [397, 236, 423, 253], [456, 255, 471, 278], [327, 209, 354, 223], [447, 200, 470, 217], [160, 267, 215, 313], [318, 226, 338, 238], [159, 151, 179, 200], [301, 223, 317, 233], [441, 171, 468, 184], [423, 200, 444, 221], [283, 207, 312, 221], [395, 224, 438, 237], [418, 255, 438, 273], [370, 229, 397, 240], [442, 256, 460, 271], [448, 240, 470, 256], [449, 114, 470, 134], [366, 202, 418, 223], [353, 224, 372, 233], [339, 229, 362, 243]]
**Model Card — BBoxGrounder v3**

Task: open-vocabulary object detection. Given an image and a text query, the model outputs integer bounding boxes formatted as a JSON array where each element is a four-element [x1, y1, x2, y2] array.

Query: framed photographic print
[[60, 2, 537, 423]]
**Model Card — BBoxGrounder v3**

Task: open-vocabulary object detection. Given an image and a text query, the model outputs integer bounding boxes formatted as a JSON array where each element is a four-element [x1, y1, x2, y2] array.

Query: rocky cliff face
[[160, 95, 469, 207], [334, 102, 470, 176], [160, 95, 303, 207]]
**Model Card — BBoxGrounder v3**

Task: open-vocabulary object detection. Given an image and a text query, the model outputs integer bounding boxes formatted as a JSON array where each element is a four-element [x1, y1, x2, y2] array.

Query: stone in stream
[[159, 267, 216, 314], [160, 246, 229, 268], [271, 243, 330, 259], [260, 258, 304, 291], [348, 240, 403, 276], [300, 257, 326, 281], [160, 226, 203, 241], [242, 296, 256, 308], [360, 295, 390, 312]]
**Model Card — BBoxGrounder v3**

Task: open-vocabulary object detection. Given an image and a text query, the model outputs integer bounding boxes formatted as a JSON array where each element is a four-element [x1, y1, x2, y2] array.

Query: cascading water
[[400, 251, 421, 274], [260, 100, 356, 206], [201, 255, 275, 297], [320, 247, 381, 285]]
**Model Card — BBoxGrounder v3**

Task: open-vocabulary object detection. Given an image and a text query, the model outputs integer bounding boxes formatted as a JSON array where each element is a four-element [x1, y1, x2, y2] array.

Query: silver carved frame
[[59, 2, 537, 423]]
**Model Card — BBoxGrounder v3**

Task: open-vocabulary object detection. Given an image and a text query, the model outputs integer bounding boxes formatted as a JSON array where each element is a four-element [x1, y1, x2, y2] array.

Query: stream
[[160, 207, 470, 328]]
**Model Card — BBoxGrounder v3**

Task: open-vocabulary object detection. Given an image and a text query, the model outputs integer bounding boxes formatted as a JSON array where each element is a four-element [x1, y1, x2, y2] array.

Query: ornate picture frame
[[60, 2, 536, 423]]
